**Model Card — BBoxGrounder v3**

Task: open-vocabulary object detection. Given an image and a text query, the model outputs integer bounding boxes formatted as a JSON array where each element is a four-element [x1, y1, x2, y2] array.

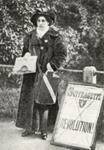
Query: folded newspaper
[[13, 56, 37, 74]]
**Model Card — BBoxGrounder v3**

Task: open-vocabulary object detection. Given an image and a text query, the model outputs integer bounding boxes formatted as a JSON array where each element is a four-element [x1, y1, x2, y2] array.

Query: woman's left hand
[[45, 63, 53, 75], [46, 63, 53, 71]]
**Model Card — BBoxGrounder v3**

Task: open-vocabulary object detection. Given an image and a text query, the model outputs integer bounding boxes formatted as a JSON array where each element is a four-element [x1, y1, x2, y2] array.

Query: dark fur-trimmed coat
[[16, 28, 67, 130]]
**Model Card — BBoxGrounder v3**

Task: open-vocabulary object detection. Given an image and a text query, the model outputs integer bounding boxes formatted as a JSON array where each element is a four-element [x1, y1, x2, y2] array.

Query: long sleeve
[[50, 35, 67, 71]]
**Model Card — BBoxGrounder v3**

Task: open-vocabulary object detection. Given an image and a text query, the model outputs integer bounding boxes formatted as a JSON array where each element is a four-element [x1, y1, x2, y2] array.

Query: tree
[[1, 0, 104, 82]]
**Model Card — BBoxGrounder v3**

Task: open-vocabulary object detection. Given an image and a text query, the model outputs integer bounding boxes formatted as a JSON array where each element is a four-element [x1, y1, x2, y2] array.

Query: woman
[[16, 3, 67, 140]]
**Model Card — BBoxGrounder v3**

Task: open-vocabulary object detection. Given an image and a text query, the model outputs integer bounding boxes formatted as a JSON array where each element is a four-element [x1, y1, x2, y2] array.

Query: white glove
[[24, 52, 31, 58], [46, 63, 53, 72], [45, 63, 53, 75]]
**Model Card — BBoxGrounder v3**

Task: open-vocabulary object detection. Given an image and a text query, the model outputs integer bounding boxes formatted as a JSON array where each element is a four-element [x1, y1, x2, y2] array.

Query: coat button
[[40, 46, 44, 50], [44, 40, 48, 43]]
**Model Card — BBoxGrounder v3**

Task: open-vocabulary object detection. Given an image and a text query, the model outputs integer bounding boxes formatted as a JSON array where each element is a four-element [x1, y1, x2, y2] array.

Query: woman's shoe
[[41, 132, 47, 140], [22, 131, 31, 137]]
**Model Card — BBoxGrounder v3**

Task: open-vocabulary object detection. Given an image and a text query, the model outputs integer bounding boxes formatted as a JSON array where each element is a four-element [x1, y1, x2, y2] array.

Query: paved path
[[0, 119, 104, 150]]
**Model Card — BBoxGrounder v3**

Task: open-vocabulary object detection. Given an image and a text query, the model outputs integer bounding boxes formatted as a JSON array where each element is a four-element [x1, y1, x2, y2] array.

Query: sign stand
[[51, 82, 104, 150]]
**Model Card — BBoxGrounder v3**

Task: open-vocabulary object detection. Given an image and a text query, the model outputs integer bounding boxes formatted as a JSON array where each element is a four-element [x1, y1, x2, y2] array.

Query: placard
[[51, 83, 104, 150]]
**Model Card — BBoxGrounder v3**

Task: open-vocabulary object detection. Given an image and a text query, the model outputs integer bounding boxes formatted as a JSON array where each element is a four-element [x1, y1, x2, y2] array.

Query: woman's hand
[[46, 63, 53, 71], [24, 52, 31, 58], [45, 63, 53, 75]]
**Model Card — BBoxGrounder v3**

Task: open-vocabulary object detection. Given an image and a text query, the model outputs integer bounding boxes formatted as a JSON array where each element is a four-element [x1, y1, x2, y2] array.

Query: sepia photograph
[[0, 0, 104, 150]]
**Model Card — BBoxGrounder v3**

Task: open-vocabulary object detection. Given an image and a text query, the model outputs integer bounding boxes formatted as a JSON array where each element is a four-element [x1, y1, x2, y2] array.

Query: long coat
[[16, 28, 67, 130]]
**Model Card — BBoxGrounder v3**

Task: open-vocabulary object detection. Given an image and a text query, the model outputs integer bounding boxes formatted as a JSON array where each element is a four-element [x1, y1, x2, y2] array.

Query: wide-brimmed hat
[[30, 7, 55, 26]]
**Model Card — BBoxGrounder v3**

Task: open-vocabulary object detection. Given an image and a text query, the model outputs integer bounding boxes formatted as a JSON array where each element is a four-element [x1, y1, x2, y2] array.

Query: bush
[[0, 87, 20, 119], [0, 68, 22, 88]]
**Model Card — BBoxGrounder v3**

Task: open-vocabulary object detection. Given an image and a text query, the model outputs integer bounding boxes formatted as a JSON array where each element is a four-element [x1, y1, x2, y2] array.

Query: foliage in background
[[1, 0, 104, 87], [0, 88, 20, 118]]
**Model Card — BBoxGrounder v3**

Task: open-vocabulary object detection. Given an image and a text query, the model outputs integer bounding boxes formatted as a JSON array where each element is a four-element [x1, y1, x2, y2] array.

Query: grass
[[0, 87, 20, 119]]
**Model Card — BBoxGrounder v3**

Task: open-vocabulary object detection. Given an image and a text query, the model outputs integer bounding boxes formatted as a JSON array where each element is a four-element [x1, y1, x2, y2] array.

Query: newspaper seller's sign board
[[51, 83, 104, 150]]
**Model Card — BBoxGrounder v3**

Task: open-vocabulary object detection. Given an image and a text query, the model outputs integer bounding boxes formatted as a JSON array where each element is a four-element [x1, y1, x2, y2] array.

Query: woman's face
[[37, 16, 49, 30]]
